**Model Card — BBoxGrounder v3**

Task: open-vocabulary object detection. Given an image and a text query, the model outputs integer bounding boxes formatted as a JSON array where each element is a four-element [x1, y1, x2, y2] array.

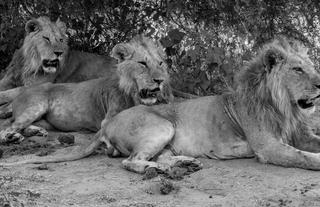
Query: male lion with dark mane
[[0, 35, 172, 147]]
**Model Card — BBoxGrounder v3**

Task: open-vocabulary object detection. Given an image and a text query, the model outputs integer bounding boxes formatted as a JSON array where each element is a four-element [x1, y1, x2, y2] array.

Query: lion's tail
[[0, 133, 102, 166]]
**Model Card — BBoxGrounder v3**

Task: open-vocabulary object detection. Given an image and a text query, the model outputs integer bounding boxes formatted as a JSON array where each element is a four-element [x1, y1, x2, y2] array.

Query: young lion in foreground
[[94, 37, 320, 172], [3, 38, 320, 172], [0, 36, 172, 145]]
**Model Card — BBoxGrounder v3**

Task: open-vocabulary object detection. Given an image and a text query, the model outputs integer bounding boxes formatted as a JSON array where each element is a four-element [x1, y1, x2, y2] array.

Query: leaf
[[146, 27, 156, 36], [168, 29, 185, 44], [160, 36, 174, 48], [0, 44, 7, 52], [220, 63, 234, 76], [206, 47, 224, 65]]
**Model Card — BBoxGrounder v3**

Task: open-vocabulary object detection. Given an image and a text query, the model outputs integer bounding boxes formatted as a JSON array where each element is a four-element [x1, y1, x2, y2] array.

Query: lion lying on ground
[[0, 16, 118, 117], [0, 16, 195, 118], [0, 35, 172, 146], [0, 16, 117, 97], [5, 37, 320, 171], [104, 37, 320, 172]]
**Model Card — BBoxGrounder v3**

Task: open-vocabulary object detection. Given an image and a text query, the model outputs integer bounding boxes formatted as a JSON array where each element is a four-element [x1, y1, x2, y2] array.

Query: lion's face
[[265, 46, 320, 114], [23, 17, 69, 74], [284, 59, 320, 112], [111, 35, 173, 105], [129, 60, 169, 105]]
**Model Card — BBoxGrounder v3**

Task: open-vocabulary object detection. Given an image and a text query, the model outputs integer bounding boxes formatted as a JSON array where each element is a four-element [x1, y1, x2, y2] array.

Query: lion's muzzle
[[42, 59, 60, 73], [138, 87, 163, 105], [297, 93, 320, 110], [139, 88, 160, 99]]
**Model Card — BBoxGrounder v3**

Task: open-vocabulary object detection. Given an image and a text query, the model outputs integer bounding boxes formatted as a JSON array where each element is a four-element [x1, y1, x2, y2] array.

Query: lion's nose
[[54, 51, 63, 57], [153, 79, 164, 85]]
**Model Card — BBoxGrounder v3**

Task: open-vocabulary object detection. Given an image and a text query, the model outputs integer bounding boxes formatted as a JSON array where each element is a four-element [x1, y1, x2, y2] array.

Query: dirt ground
[[1, 121, 320, 207]]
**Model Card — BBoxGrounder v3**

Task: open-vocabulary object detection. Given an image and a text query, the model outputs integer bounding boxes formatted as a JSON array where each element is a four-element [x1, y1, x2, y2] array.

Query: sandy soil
[[1, 122, 320, 207]]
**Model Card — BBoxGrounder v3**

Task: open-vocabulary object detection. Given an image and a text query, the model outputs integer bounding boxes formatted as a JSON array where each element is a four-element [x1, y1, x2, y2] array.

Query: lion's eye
[[138, 61, 147, 67], [43, 36, 50, 42], [292, 67, 304, 74]]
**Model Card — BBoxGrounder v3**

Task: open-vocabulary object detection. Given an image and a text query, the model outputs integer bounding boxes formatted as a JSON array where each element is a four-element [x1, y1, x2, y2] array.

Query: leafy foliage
[[1, 0, 320, 94]]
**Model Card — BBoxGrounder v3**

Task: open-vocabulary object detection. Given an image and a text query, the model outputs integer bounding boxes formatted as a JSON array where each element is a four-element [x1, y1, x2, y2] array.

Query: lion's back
[[55, 50, 117, 83]]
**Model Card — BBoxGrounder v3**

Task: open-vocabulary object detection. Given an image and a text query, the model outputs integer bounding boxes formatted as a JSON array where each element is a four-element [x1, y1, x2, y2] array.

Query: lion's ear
[[25, 19, 41, 34], [56, 18, 67, 33], [263, 48, 285, 72], [111, 44, 133, 63]]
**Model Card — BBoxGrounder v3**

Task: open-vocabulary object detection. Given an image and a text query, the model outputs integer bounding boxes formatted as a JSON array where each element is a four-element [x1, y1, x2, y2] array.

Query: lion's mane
[[235, 37, 310, 144], [0, 16, 68, 89]]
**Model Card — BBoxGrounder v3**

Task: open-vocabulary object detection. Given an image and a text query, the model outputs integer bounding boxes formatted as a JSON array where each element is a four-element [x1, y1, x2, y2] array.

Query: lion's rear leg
[[120, 119, 175, 174]]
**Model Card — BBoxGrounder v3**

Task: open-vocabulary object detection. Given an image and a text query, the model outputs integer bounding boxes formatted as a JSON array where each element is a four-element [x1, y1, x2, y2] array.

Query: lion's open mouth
[[42, 59, 59, 73], [139, 88, 161, 105], [298, 95, 320, 109]]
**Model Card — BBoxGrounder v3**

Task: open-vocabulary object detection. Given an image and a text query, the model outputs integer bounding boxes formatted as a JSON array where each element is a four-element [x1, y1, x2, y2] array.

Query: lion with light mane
[[0, 16, 118, 94], [4, 37, 320, 172], [0, 16, 194, 118], [0, 35, 172, 146], [0, 16, 118, 118]]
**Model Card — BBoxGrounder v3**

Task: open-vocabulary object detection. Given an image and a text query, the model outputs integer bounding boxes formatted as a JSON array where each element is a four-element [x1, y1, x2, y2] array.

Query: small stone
[[166, 167, 188, 180], [0, 148, 3, 158], [34, 164, 49, 171], [27, 190, 41, 198], [143, 167, 159, 180], [159, 178, 174, 195], [57, 134, 75, 145], [36, 148, 55, 156]]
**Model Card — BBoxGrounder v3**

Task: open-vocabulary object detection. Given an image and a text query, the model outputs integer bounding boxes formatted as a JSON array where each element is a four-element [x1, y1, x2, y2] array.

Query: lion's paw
[[23, 125, 48, 137], [0, 129, 24, 143], [171, 156, 203, 173], [122, 159, 170, 174]]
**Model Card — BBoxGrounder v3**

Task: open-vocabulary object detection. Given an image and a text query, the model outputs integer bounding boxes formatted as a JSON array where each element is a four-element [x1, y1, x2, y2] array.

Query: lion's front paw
[[170, 156, 203, 173], [23, 125, 48, 137], [0, 129, 24, 144]]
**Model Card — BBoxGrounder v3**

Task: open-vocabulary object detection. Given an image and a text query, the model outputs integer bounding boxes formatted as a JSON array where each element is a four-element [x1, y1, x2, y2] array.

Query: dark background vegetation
[[1, 0, 320, 95]]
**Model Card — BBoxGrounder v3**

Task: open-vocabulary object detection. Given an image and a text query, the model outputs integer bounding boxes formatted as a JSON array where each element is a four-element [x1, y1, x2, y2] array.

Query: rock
[[36, 148, 55, 156], [57, 134, 75, 145], [34, 164, 50, 171], [159, 178, 175, 195], [143, 167, 159, 180], [165, 167, 188, 180]]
